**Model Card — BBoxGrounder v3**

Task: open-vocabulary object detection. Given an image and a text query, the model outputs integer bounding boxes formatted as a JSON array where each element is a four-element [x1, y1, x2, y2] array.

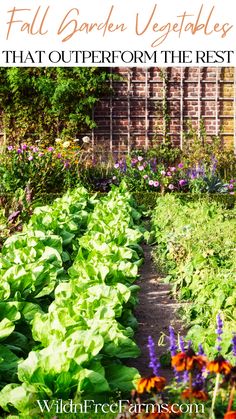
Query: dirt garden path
[[129, 244, 184, 381]]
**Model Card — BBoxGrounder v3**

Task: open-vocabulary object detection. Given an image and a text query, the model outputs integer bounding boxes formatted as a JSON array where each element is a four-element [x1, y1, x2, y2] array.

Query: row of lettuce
[[0, 184, 143, 417], [151, 195, 236, 358]]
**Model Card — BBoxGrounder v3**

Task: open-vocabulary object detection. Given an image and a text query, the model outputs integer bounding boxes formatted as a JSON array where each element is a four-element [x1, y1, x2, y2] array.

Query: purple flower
[[7, 145, 14, 151], [216, 313, 223, 352], [232, 334, 236, 357], [64, 160, 70, 169], [147, 336, 160, 376], [229, 179, 235, 184], [178, 163, 184, 169], [153, 181, 159, 187], [32, 147, 39, 153], [21, 144, 27, 150], [149, 180, 154, 186], [47, 147, 54, 152], [179, 179, 187, 187], [169, 326, 178, 356], [170, 166, 176, 172], [198, 344, 205, 356], [57, 153, 62, 159], [137, 156, 143, 162], [17, 149, 22, 154], [229, 183, 234, 190], [114, 163, 119, 169], [131, 158, 138, 166], [166, 171, 172, 177], [28, 155, 33, 161], [138, 165, 144, 171], [179, 336, 185, 352], [38, 152, 44, 157], [168, 184, 175, 190], [151, 158, 157, 173]]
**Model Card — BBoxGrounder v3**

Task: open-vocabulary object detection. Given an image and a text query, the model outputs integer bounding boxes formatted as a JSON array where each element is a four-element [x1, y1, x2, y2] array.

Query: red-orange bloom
[[224, 412, 236, 419], [136, 376, 166, 394], [171, 348, 207, 372], [182, 388, 208, 401], [207, 355, 232, 375]]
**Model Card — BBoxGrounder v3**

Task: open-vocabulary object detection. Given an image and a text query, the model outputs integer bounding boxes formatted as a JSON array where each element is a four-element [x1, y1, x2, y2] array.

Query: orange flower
[[207, 355, 232, 375], [171, 349, 207, 372], [224, 412, 236, 419], [182, 388, 208, 401], [136, 376, 166, 394]]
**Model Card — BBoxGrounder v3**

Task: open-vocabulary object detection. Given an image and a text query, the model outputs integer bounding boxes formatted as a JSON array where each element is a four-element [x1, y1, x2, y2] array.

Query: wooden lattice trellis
[[92, 67, 236, 156]]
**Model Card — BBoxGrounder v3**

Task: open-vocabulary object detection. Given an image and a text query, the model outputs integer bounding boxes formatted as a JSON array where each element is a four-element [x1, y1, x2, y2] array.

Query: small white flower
[[62, 141, 71, 148], [82, 136, 90, 144], [55, 138, 62, 144], [73, 138, 80, 143]]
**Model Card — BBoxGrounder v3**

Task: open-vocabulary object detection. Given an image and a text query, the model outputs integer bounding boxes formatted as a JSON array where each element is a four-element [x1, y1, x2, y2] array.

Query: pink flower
[[21, 144, 27, 150], [153, 181, 159, 187], [28, 155, 33, 161], [38, 152, 44, 157], [114, 163, 120, 169], [228, 183, 234, 190], [137, 156, 143, 161], [166, 171, 172, 177], [168, 183, 175, 190], [149, 180, 154, 186], [169, 166, 176, 172], [178, 163, 184, 169], [138, 165, 144, 171], [179, 179, 187, 187], [7, 146, 14, 151], [32, 147, 39, 153], [57, 153, 62, 159], [47, 147, 54, 152], [160, 170, 166, 176], [143, 174, 149, 179]]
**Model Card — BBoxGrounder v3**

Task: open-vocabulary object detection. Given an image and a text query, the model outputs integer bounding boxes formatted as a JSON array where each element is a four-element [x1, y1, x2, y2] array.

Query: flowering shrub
[[112, 154, 234, 194], [0, 138, 94, 196]]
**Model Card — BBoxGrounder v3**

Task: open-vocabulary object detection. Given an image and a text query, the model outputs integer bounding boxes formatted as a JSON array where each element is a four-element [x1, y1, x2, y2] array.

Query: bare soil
[[129, 244, 184, 381]]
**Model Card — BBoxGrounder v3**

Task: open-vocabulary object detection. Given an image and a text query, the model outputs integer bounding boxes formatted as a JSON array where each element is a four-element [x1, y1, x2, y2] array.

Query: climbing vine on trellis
[[0, 67, 112, 144]]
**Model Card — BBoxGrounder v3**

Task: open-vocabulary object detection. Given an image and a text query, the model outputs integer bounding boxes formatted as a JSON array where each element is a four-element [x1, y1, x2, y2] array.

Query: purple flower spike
[[169, 326, 178, 356], [179, 336, 185, 352], [232, 334, 236, 357], [198, 344, 205, 356], [216, 313, 223, 352], [147, 336, 160, 376]]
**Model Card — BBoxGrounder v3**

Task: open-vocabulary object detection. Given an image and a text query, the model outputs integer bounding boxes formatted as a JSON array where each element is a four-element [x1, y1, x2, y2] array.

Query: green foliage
[[0, 68, 111, 143], [151, 195, 236, 357], [132, 191, 236, 211], [0, 185, 143, 416], [183, 120, 236, 179]]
